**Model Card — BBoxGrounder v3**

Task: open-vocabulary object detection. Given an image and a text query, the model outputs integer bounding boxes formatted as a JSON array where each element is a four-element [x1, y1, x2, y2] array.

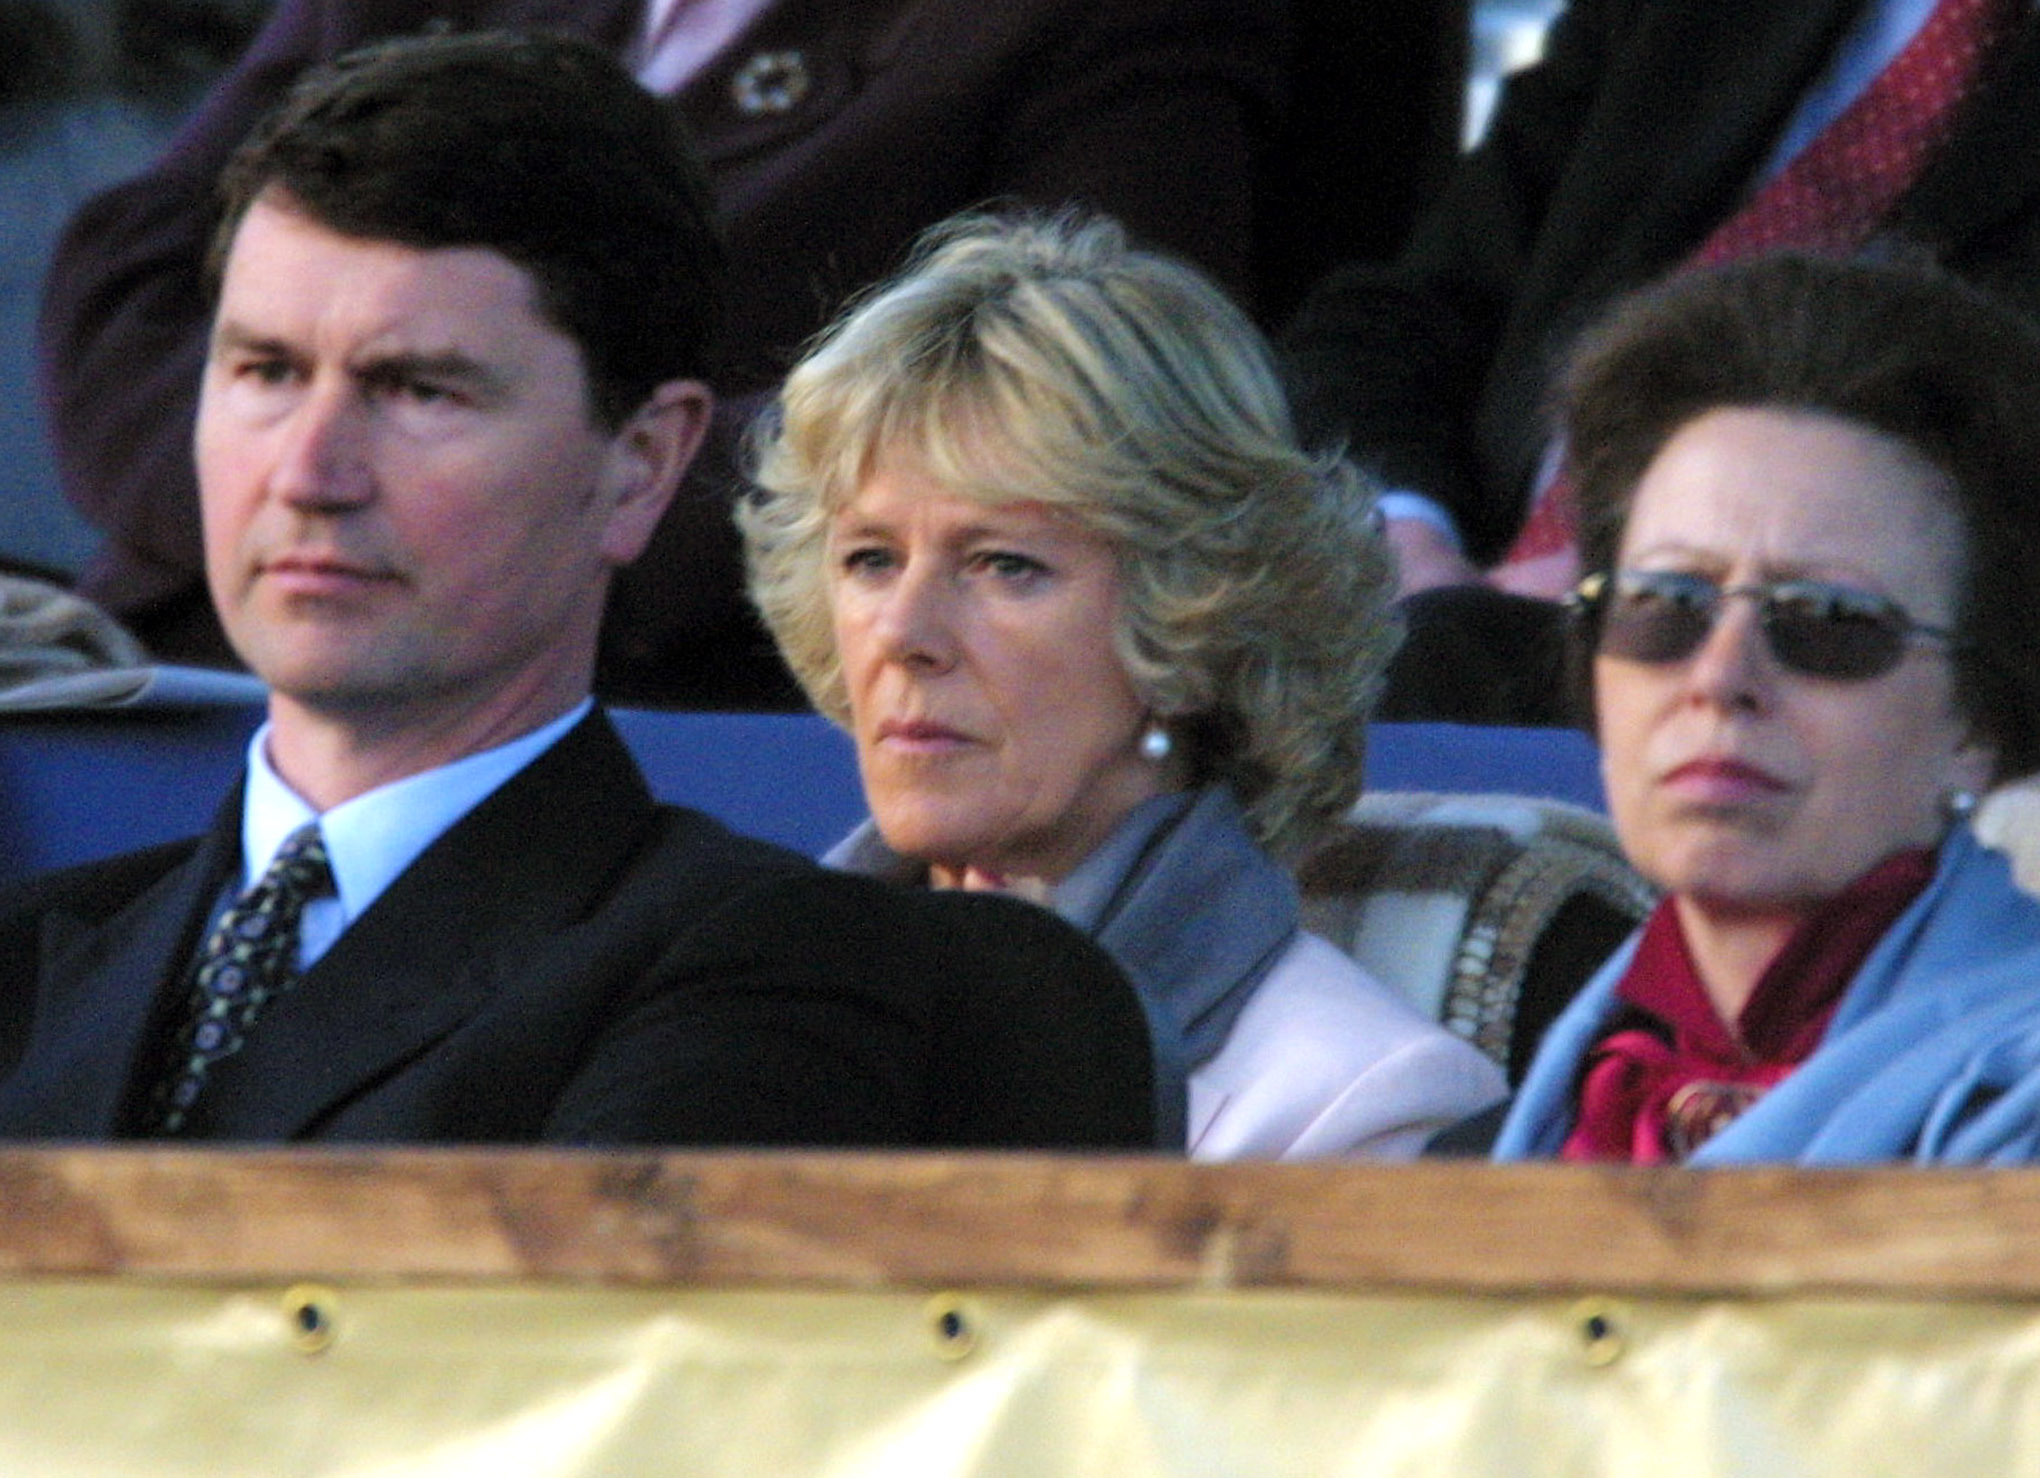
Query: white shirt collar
[[239, 700, 592, 950]]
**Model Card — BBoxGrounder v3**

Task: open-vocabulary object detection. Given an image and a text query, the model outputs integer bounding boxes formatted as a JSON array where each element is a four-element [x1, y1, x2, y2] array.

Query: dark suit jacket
[[1283, 0, 2040, 564], [35, 0, 1286, 702], [0, 711, 1156, 1147]]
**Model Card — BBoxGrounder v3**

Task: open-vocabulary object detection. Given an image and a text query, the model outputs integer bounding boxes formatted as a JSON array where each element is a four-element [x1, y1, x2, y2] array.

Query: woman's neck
[[1668, 895, 1800, 1034]]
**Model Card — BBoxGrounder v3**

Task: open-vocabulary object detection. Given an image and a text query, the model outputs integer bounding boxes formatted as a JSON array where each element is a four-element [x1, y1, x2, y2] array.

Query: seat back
[[1976, 778, 2040, 901], [1299, 791, 1654, 1084]]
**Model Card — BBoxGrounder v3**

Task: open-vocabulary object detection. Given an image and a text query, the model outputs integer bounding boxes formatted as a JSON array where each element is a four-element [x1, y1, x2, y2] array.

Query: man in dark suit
[[35, 0, 1286, 705], [1282, 0, 2040, 722], [0, 32, 1156, 1149]]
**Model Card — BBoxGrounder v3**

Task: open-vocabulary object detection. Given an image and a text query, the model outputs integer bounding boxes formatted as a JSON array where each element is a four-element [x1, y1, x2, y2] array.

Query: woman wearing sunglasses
[[1491, 253, 2040, 1164]]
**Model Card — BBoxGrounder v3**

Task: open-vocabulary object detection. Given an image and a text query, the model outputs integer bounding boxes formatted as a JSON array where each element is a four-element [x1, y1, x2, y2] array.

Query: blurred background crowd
[[0, 0, 1562, 590]]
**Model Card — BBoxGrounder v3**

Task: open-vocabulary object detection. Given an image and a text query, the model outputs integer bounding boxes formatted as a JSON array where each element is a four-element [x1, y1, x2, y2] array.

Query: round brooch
[[731, 50, 811, 117]]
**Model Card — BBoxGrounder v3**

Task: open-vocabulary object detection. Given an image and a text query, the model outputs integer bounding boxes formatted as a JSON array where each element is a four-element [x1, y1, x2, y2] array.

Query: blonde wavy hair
[[740, 212, 1400, 858]]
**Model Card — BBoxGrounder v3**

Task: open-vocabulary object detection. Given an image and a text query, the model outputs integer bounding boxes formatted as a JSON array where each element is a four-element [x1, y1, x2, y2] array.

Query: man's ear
[[597, 378, 714, 565]]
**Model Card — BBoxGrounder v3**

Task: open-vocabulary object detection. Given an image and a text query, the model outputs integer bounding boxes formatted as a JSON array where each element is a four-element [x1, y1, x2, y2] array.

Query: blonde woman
[[742, 213, 1505, 1157]]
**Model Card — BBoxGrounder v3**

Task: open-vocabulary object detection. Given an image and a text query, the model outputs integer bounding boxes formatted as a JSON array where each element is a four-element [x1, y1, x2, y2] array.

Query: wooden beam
[[0, 1149, 2036, 1299]]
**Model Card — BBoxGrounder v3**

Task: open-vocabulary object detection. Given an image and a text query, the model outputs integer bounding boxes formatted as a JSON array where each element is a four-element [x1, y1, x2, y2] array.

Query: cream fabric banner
[[2, 1280, 2037, 1475]]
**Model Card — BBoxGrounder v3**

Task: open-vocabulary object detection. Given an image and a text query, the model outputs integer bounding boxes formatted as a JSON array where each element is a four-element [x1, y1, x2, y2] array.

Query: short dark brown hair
[[209, 29, 724, 428], [1560, 253, 2040, 780]]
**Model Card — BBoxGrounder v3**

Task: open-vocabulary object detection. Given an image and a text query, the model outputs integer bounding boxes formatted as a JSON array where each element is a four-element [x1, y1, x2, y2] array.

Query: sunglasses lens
[[1762, 585, 1908, 680], [1594, 573, 1716, 664], [1583, 573, 1921, 680]]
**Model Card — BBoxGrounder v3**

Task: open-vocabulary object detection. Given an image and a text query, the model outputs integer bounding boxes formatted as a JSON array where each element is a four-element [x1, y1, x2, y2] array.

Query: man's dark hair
[[209, 29, 725, 428], [1561, 252, 2040, 781]]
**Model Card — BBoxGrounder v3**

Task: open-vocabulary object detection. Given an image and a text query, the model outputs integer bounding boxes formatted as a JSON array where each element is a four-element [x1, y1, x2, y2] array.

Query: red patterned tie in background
[[1495, 0, 2020, 584]]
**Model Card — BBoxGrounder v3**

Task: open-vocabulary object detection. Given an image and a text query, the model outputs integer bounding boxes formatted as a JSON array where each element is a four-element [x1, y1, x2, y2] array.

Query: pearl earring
[[1945, 788, 1980, 822], [1139, 723, 1172, 763]]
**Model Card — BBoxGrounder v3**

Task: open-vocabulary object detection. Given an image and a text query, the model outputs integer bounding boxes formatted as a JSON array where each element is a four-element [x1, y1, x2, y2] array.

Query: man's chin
[[244, 649, 409, 713]]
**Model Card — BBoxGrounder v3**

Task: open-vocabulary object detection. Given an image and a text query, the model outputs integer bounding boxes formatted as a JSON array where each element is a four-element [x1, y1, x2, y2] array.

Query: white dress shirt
[[633, 0, 777, 93], [237, 699, 592, 970]]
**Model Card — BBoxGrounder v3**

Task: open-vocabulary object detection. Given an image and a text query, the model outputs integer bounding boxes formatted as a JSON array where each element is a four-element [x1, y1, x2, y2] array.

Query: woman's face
[[828, 456, 1171, 884], [1594, 406, 1995, 919]]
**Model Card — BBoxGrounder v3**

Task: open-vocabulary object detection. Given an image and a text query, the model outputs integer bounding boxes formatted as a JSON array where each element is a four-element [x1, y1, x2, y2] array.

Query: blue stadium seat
[[0, 693, 1603, 888]]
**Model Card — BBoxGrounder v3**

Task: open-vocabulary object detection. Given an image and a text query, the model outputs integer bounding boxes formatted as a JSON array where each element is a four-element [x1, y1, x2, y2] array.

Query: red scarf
[[1560, 849, 1935, 1163]]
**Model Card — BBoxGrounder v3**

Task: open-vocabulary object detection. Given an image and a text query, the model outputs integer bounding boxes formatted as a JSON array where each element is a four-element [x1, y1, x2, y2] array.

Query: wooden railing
[[1, 1151, 2036, 1474], [1, 1150, 2037, 1295]]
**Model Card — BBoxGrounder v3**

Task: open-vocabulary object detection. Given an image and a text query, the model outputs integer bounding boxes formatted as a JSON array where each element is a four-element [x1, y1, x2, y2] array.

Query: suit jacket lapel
[[191, 711, 661, 1139], [0, 797, 243, 1138], [486, 0, 642, 50], [1616, 5, 2040, 266], [1632, 3, 1856, 229], [1894, 16, 2040, 251], [1506, 1, 1857, 356], [1561, 3, 1855, 270], [349, 0, 642, 50]]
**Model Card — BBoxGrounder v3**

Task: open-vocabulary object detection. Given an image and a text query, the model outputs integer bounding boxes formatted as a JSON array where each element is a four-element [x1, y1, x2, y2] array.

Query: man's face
[[197, 197, 665, 748]]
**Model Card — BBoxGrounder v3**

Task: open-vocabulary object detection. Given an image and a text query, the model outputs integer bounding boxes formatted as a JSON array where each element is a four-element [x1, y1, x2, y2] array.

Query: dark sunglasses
[[1567, 569, 1959, 681]]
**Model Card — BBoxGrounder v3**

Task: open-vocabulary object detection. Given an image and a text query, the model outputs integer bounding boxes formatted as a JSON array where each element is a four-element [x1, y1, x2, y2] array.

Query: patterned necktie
[[149, 823, 334, 1136], [1495, 0, 2021, 583], [1694, 0, 2020, 265]]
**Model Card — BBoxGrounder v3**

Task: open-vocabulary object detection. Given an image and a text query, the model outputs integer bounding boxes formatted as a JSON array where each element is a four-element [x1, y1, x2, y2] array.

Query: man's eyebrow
[[354, 348, 513, 397], [209, 322, 512, 394], [208, 320, 293, 358]]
